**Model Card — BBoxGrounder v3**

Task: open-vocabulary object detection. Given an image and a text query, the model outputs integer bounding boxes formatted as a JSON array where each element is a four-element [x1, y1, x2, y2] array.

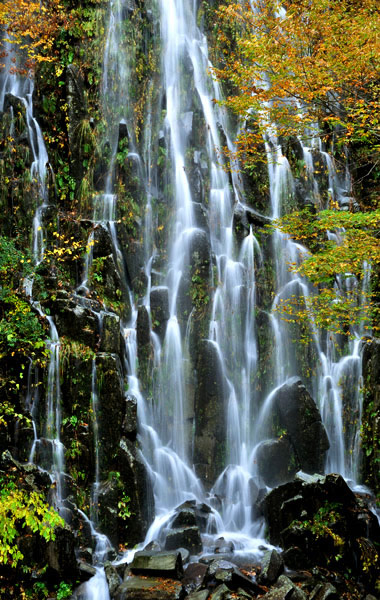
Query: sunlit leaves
[[0, 479, 63, 567], [0, 0, 68, 70], [213, 0, 380, 162], [272, 208, 380, 336]]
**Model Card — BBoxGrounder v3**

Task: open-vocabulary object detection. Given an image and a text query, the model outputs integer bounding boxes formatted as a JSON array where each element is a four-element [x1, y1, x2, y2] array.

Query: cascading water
[[93, 0, 369, 564], [0, 40, 66, 510], [0, 4, 373, 597]]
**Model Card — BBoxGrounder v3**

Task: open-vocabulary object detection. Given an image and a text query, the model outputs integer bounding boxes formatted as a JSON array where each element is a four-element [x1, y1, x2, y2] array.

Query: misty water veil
[[0, 1, 378, 599]]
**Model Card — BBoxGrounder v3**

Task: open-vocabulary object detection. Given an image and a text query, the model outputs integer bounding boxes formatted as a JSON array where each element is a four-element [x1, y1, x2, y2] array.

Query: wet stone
[[116, 576, 183, 600], [275, 576, 307, 600], [105, 561, 121, 596], [187, 590, 209, 600], [77, 561, 96, 582], [214, 538, 235, 554], [99, 312, 121, 354], [122, 394, 138, 437], [256, 437, 298, 488], [182, 562, 208, 593], [178, 548, 190, 564], [165, 526, 202, 555], [130, 550, 184, 579], [150, 286, 170, 338], [93, 224, 114, 258], [208, 559, 235, 579], [209, 584, 230, 600], [207, 560, 260, 596], [172, 509, 197, 528], [309, 583, 339, 600], [258, 549, 284, 585], [144, 540, 162, 552]]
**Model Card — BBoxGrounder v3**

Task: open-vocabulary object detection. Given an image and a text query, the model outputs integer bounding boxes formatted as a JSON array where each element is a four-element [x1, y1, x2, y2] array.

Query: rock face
[[262, 472, 380, 587], [165, 527, 203, 555], [271, 377, 329, 474], [361, 338, 380, 497], [256, 437, 298, 488], [193, 340, 226, 486], [117, 437, 154, 546]]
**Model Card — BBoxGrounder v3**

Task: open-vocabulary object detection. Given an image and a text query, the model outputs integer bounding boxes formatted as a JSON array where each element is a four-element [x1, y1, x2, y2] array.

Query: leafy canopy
[[213, 0, 380, 163], [272, 208, 380, 336], [0, 475, 63, 568], [0, 0, 68, 70]]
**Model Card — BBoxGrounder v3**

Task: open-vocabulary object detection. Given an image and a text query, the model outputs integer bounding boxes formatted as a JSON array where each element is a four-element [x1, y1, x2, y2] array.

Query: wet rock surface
[[165, 526, 203, 555], [194, 340, 226, 485], [263, 472, 380, 586], [270, 378, 330, 474], [130, 551, 184, 579]]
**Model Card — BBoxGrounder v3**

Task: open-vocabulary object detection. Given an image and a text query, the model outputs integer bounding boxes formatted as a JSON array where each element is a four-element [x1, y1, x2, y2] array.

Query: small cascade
[[0, 41, 67, 510], [260, 131, 367, 484]]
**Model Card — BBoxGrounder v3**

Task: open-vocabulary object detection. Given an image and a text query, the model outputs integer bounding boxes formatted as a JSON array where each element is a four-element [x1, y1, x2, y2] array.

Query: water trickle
[[0, 41, 67, 511]]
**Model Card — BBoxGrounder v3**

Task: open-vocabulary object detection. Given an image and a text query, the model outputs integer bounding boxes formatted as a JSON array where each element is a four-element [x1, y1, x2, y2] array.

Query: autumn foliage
[[214, 0, 380, 163], [0, 0, 68, 70]]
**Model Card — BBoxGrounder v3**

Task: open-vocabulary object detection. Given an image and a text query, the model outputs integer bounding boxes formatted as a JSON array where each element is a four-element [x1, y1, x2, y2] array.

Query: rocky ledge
[[71, 473, 379, 600]]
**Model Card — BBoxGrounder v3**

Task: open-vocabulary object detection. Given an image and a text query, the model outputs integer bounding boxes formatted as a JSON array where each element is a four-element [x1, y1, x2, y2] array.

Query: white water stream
[[0, 40, 66, 511], [0, 2, 371, 596], [78, 2, 368, 580]]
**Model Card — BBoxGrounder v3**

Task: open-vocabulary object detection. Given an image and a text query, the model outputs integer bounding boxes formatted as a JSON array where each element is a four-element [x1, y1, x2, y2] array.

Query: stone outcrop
[[193, 340, 226, 486], [272, 377, 329, 474], [262, 472, 380, 588]]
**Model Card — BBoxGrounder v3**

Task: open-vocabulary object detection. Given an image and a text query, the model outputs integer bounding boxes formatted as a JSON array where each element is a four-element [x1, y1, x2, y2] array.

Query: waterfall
[[86, 0, 368, 562], [0, 1, 370, 589]]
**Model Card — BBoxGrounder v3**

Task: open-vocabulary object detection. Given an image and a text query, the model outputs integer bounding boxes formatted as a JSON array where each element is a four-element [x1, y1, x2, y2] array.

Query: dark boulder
[[46, 525, 79, 580], [93, 224, 114, 258], [100, 254, 124, 302], [137, 305, 151, 348], [150, 286, 170, 339], [172, 508, 197, 528], [95, 353, 125, 474], [361, 338, 380, 497], [182, 562, 208, 594], [309, 583, 339, 600], [99, 312, 121, 354], [193, 340, 226, 486], [136, 304, 152, 387], [258, 549, 284, 585], [271, 377, 329, 474], [53, 296, 99, 348], [256, 437, 298, 487], [233, 203, 271, 241], [122, 394, 138, 439], [78, 561, 97, 582], [262, 473, 380, 586], [206, 560, 261, 595], [118, 437, 154, 546], [165, 526, 202, 555], [130, 551, 184, 579]]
